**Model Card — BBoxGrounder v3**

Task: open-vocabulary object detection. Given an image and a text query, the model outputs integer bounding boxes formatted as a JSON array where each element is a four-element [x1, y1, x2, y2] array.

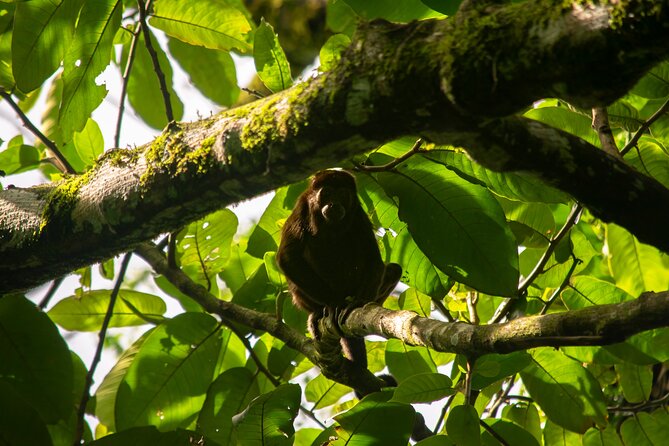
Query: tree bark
[[1, 0, 668, 292]]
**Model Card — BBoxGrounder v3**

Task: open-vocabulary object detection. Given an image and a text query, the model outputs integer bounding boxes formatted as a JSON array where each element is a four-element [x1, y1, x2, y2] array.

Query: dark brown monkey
[[276, 170, 402, 371]]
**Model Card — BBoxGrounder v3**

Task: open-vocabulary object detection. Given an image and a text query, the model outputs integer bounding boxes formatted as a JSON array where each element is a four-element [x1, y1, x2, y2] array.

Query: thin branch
[[38, 277, 64, 310], [486, 376, 515, 418], [300, 405, 327, 429], [0, 90, 75, 174], [591, 107, 622, 159], [491, 203, 582, 323], [621, 96, 669, 156], [608, 393, 669, 414], [433, 394, 454, 434], [73, 253, 132, 446], [466, 291, 479, 325], [137, 0, 174, 123], [115, 25, 142, 148], [353, 138, 425, 172], [431, 296, 455, 323], [464, 356, 475, 405]]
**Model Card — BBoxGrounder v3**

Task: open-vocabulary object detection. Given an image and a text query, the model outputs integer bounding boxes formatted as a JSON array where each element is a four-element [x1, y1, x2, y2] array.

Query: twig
[[591, 107, 622, 159], [241, 87, 265, 99], [433, 394, 454, 434], [38, 277, 64, 310], [486, 376, 515, 418], [621, 96, 669, 156], [137, 0, 174, 122], [608, 393, 669, 414], [73, 252, 132, 446], [223, 316, 281, 387], [466, 291, 479, 324], [353, 138, 425, 172], [300, 405, 327, 429], [464, 356, 475, 405], [431, 296, 455, 322], [0, 90, 75, 174], [115, 25, 142, 148], [491, 203, 582, 323]]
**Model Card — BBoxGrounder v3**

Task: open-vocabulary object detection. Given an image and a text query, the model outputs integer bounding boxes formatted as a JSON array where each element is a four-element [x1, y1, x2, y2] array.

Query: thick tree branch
[[1, 0, 669, 292]]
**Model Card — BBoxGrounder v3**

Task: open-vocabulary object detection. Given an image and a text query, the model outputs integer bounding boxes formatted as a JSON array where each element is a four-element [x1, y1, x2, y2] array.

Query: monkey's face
[[316, 185, 353, 224]]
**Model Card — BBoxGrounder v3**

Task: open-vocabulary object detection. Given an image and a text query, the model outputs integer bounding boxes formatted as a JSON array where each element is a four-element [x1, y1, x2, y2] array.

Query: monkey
[[276, 169, 402, 373]]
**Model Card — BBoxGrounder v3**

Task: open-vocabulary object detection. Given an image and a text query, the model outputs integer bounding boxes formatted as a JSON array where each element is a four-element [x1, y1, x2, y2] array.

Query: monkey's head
[[309, 170, 357, 226]]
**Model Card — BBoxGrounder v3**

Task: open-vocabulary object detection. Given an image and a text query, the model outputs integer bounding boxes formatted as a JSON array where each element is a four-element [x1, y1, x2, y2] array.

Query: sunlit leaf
[[254, 20, 292, 93], [319, 33, 351, 72], [446, 404, 480, 446], [392, 372, 454, 404]]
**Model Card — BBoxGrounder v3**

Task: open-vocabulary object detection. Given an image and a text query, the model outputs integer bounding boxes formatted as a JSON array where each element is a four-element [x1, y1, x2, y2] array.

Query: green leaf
[[88, 426, 209, 446], [0, 381, 53, 446], [561, 276, 633, 309], [502, 403, 542, 444], [481, 419, 539, 446], [319, 34, 351, 72], [471, 352, 531, 390], [48, 289, 167, 331], [0, 136, 40, 175], [230, 263, 278, 314], [520, 348, 607, 433], [59, 0, 121, 137], [72, 117, 103, 167], [95, 330, 153, 430], [386, 338, 436, 381], [334, 392, 415, 445], [615, 362, 652, 404], [626, 138, 669, 189], [446, 404, 480, 446], [377, 159, 519, 296], [620, 408, 669, 446], [115, 313, 222, 431], [420, 0, 463, 15], [343, 0, 444, 22], [150, 0, 252, 53], [0, 3, 16, 89], [583, 424, 624, 446], [357, 173, 447, 297], [430, 150, 568, 204], [543, 419, 582, 445], [233, 383, 301, 446], [168, 37, 240, 106], [247, 180, 307, 259], [606, 223, 669, 296], [122, 28, 184, 130], [220, 242, 264, 293], [632, 61, 669, 98], [525, 105, 600, 148], [392, 372, 454, 404], [179, 209, 238, 288], [199, 367, 259, 446], [305, 373, 351, 409], [0, 295, 73, 423], [12, 0, 83, 93], [254, 20, 292, 93]]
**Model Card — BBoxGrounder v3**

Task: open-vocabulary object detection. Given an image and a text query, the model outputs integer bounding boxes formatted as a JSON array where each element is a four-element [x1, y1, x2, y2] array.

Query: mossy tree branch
[[1, 0, 669, 292]]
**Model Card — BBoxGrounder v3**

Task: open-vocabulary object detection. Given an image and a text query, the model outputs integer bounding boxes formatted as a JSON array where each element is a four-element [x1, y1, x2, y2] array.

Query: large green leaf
[[620, 408, 669, 446], [254, 20, 292, 93], [59, 0, 121, 137], [0, 382, 53, 446], [561, 276, 633, 309], [626, 138, 669, 189], [168, 37, 239, 106], [48, 289, 167, 331], [0, 135, 40, 175], [430, 150, 568, 204], [377, 159, 519, 296], [305, 373, 351, 409], [471, 352, 531, 390], [543, 419, 582, 445], [233, 383, 301, 446], [0, 3, 15, 89], [343, 0, 443, 22], [481, 419, 539, 446], [386, 338, 436, 381], [446, 404, 480, 446], [122, 28, 184, 130], [525, 105, 600, 148], [95, 330, 153, 430], [334, 392, 415, 446], [179, 209, 238, 289], [502, 403, 542, 444], [392, 372, 454, 404], [319, 34, 351, 72], [606, 223, 669, 296], [12, 0, 83, 93], [631, 61, 669, 98], [88, 426, 209, 446], [357, 173, 448, 297], [0, 295, 73, 424], [199, 367, 259, 446], [115, 313, 221, 431], [520, 348, 607, 433], [583, 424, 624, 446], [150, 0, 253, 53], [72, 117, 104, 168], [615, 362, 652, 404]]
